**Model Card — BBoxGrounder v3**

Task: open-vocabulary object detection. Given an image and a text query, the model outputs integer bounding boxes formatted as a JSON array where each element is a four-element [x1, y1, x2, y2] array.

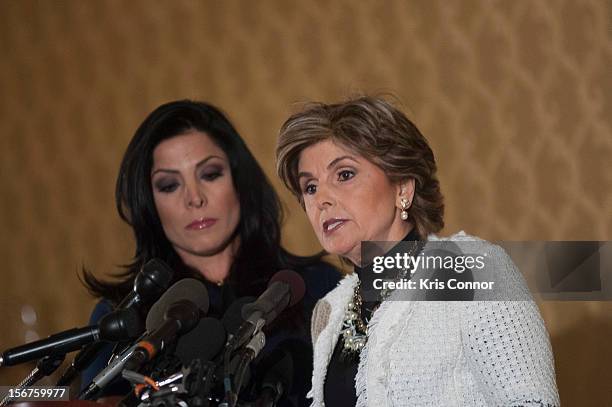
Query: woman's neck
[[176, 237, 240, 285], [348, 222, 414, 267]]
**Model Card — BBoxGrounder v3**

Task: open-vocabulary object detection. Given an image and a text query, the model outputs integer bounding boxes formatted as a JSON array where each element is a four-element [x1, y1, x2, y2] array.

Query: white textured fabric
[[308, 232, 560, 406]]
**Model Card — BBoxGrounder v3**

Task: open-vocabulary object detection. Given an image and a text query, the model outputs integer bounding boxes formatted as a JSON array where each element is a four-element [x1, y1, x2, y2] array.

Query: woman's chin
[[324, 242, 360, 263]]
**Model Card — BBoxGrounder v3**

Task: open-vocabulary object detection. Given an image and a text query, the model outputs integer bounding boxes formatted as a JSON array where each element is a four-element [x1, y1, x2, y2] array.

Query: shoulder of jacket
[[427, 230, 509, 257], [321, 272, 359, 305], [427, 230, 482, 242], [310, 273, 358, 344]]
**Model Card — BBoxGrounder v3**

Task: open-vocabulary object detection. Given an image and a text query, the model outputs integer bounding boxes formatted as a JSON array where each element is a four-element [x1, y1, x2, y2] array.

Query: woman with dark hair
[[276, 96, 559, 406], [82, 100, 340, 405]]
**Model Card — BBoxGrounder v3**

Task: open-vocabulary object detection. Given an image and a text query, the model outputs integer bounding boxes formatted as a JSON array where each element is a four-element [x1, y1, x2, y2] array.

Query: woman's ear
[[396, 178, 415, 208]]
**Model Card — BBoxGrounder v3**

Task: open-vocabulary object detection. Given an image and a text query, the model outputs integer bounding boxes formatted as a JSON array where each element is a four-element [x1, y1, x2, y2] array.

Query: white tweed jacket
[[307, 232, 560, 406]]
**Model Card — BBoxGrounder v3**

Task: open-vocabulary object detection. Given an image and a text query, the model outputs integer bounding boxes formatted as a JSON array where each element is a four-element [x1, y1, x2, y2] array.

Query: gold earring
[[400, 198, 410, 221]]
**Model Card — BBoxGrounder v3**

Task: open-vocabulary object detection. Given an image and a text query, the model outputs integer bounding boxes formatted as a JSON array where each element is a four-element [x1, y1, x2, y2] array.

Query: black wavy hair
[[84, 100, 321, 304]]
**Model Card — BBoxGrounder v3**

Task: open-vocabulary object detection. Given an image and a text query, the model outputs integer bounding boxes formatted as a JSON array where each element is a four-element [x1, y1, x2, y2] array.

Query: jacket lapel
[[310, 273, 359, 405]]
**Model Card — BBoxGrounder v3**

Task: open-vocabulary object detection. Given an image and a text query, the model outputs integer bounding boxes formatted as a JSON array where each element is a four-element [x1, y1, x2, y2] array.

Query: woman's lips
[[186, 218, 217, 230], [323, 218, 348, 235]]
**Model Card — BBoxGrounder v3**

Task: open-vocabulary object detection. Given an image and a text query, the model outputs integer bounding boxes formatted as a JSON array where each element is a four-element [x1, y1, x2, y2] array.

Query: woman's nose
[[186, 185, 206, 208], [316, 184, 335, 210]]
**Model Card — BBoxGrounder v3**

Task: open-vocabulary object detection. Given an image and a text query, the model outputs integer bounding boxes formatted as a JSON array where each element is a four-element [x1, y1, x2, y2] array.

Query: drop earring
[[400, 198, 410, 221]]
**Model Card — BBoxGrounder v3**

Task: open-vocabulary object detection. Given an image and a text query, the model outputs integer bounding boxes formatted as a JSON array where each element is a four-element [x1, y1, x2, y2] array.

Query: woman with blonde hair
[[276, 96, 559, 406]]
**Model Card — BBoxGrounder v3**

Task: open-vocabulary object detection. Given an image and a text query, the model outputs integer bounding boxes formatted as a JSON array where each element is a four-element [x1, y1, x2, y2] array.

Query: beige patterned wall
[[0, 1, 610, 404]]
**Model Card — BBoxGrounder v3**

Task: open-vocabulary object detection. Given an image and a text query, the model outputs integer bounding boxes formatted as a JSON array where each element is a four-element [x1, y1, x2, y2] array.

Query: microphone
[[175, 317, 226, 365], [56, 342, 106, 386], [221, 271, 304, 407], [227, 270, 305, 352], [233, 332, 266, 396], [144, 278, 209, 331], [241, 270, 305, 323], [0, 307, 143, 367], [78, 340, 141, 400], [118, 258, 175, 310], [57, 258, 173, 385], [221, 332, 266, 407], [221, 297, 256, 340], [123, 278, 209, 372], [79, 278, 208, 400]]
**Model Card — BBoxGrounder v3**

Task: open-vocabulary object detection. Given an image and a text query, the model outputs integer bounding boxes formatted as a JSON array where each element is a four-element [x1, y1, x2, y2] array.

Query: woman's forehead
[[298, 140, 361, 168], [152, 132, 228, 170]]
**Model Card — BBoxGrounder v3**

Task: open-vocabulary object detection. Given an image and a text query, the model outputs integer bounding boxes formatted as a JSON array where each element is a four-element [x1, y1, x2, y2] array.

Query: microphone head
[[135, 258, 174, 303], [175, 317, 226, 364], [146, 278, 209, 331], [99, 307, 145, 341], [240, 270, 306, 323], [269, 270, 305, 307]]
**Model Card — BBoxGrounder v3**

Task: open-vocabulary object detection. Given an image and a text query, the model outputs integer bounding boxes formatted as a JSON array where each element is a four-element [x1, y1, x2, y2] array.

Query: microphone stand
[[0, 353, 65, 406], [78, 336, 144, 401], [221, 332, 266, 407], [56, 341, 106, 386]]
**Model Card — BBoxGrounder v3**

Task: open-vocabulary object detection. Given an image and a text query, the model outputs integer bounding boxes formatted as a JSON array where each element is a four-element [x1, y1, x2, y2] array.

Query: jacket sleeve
[[460, 245, 560, 406]]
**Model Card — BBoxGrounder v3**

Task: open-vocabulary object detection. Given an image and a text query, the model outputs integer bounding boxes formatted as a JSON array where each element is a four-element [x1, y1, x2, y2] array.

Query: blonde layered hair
[[276, 96, 444, 239]]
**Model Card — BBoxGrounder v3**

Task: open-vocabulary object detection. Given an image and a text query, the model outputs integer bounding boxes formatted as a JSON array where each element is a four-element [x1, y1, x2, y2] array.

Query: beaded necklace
[[340, 239, 422, 356]]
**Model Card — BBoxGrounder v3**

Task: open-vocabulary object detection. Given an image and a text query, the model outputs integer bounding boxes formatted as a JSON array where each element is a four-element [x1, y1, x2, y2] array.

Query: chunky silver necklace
[[340, 280, 368, 354], [340, 240, 421, 356]]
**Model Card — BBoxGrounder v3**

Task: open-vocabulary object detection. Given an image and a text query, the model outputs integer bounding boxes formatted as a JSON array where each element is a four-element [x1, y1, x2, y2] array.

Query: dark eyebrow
[[297, 155, 359, 181], [151, 155, 224, 176]]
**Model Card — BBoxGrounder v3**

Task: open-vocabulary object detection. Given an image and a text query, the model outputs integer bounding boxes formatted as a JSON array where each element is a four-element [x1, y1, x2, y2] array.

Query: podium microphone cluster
[[78, 278, 209, 400], [222, 270, 305, 407]]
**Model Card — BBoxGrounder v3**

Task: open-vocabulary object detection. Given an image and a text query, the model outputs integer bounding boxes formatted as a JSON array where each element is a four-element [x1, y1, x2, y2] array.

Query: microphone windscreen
[[99, 307, 145, 341], [146, 278, 209, 331], [222, 297, 256, 336], [139, 259, 174, 295], [175, 317, 226, 364], [269, 270, 306, 307]]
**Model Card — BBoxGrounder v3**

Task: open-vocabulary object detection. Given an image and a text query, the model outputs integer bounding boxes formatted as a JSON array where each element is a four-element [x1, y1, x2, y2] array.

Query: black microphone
[[241, 270, 305, 324], [122, 279, 209, 372], [175, 317, 226, 365], [221, 297, 256, 340], [226, 270, 305, 352], [117, 258, 174, 309], [0, 307, 143, 367], [221, 271, 304, 407], [79, 278, 208, 400], [57, 258, 173, 385], [233, 332, 266, 397], [222, 332, 267, 407]]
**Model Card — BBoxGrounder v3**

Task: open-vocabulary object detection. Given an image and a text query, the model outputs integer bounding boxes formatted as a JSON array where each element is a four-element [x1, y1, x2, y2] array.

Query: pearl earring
[[400, 198, 410, 221]]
